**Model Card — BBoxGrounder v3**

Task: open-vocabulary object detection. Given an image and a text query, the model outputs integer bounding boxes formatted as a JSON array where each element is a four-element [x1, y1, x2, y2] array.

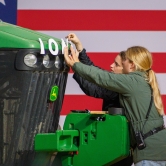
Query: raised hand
[[64, 46, 80, 67], [66, 33, 79, 44], [66, 33, 83, 52]]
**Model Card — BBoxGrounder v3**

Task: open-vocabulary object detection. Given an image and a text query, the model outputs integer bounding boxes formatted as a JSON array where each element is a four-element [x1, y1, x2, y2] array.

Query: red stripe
[[17, 10, 166, 31], [61, 95, 166, 115], [61, 95, 103, 115], [162, 95, 166, 114], [68, 52, 166, 73]]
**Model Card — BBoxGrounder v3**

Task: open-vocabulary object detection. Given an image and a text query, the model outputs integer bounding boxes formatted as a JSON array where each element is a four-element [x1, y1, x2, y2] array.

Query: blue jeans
[[135, 160, 166, 166]]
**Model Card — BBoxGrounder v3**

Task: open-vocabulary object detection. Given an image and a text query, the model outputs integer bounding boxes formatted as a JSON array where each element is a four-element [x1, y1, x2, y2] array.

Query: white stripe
[[156, 74, 166, 95], [65, 73, 166, 95], [39, 31, 166, 52], [18, 0, 166, 10], [59, 115, 66, 129], [65, 73, 85, 95], [59, 115, 166, 129]]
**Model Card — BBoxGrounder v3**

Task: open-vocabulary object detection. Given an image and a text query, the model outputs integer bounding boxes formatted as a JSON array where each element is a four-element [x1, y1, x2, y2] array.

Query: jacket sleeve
[[73, 49, 118, 100], [78, 48, 94, 65], [73, 73, 119, 100], [72, 62, 134, 94]]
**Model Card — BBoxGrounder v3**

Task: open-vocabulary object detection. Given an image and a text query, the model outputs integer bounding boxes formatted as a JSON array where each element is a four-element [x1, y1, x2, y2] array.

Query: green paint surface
[[34, 112, 130, 166], [50, 86, 59, 101], [0, 21, 62, 50]]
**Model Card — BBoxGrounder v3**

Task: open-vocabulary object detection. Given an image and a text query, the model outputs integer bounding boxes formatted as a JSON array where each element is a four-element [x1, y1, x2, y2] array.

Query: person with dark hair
[[64, 43, 166, 166], [66, 33, 133, 166]]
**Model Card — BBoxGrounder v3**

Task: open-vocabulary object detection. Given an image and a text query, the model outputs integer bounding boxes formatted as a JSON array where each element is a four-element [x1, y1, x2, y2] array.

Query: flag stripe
[[65, 73, 166, 95], [38, 31, 166, 52], [16, 0, 166, 123], [17, 10, 166, 31], [67, 53, 166, 73], [61, 95, 166, 115], [61, 95, 103, 115], [17, 0, 166, 10]]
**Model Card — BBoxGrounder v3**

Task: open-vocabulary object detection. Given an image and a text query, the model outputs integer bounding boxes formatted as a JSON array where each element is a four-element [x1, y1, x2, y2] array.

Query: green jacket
[[72, 62, 166, 163]]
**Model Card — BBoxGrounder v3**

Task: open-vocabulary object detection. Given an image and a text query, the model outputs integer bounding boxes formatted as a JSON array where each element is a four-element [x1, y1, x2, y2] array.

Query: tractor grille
[[0, 71, 68, 165]]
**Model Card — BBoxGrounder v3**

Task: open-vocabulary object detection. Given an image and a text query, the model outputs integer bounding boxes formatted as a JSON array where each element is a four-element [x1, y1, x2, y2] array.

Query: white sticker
[[66, 38, 68, 47], [61, 38, 67, 54], [48, 39, 59, 55], [39, 38, 67, 55], [38, 38, 45, 54]]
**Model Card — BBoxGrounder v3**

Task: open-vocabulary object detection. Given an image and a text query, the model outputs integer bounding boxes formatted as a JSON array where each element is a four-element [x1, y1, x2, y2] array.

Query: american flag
[[1, 0, 166, 127]]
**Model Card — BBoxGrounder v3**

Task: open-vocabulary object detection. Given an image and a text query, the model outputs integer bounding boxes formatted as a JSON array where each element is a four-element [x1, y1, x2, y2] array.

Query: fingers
[[65, 33, 80, 46], [75, 49, 79, 57], [66, 33, 75, 40], [64, 47, 71, 65], [64, 46, 76, 67], [70, 46, 79, 62]]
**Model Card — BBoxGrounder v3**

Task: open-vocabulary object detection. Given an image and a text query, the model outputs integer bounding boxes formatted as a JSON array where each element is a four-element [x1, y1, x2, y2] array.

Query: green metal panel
[[35, 130, 79, 152], [0, 21, 62, 50], [63, 113, 130, 166], [34, 112, 130, 166]]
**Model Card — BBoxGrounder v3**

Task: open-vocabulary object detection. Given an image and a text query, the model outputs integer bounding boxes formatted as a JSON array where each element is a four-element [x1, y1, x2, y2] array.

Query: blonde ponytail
[[148, 70, 164, 115], [126, 46, 164, 115]]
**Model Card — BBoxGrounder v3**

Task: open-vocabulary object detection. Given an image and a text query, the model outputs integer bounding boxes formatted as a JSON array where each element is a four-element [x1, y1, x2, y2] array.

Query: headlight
[[55, 56, 61, 69], [24, 54, 37, 67], [43, 54, 50, 68]]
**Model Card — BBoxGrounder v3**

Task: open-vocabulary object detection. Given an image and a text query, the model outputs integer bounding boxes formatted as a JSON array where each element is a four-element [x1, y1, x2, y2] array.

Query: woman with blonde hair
[[124, 46, 164, 116], [64, 45, 166, 166]]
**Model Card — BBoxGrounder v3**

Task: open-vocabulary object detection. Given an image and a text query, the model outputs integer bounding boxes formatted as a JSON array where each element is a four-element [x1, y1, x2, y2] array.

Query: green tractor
[[0, 21, 130, 166], [0, 21, 69, 166]]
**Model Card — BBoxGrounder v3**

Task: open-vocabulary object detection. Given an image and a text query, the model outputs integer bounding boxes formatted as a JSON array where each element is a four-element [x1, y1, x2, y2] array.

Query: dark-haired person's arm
[[73, 72, 119, 100], [77, 48, 94, 65], [73, 49, 119, 102]]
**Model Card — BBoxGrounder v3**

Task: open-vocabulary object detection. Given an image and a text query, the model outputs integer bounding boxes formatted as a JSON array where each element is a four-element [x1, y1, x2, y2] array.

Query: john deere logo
[[50, 86, 59, 102]]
